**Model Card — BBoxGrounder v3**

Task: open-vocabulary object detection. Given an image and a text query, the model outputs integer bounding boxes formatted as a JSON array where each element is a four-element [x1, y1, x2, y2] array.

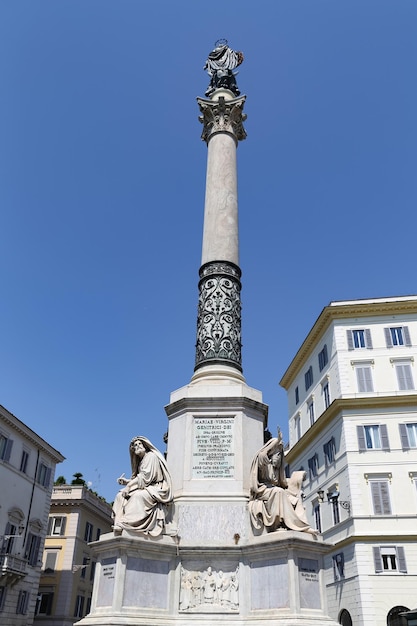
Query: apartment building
[[35, 484, 112, 625], [0, 404, 64, 625], [281, 296, 417, 626]]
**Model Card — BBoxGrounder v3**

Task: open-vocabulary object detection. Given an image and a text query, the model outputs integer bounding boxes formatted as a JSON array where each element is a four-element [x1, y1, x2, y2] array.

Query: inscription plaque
[[192, 417, 235, 479]]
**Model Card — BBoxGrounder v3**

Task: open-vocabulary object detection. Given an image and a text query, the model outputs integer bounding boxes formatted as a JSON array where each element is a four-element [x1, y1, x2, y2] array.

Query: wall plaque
[[192, 417, 235, 479]]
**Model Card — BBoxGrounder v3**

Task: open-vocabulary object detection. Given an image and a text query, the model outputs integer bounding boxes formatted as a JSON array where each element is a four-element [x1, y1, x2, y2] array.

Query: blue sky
[[1, 1, 416, 502]]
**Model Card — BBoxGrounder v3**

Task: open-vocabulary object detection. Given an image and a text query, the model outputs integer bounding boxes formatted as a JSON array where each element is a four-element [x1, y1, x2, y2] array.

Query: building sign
[[192, 417, 235, 479]]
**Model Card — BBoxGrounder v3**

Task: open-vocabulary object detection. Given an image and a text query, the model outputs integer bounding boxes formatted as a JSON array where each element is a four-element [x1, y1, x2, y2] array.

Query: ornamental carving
[[179, 564, 239, 613], [197, 95, 247, 143], [195, 261, 242, 372]]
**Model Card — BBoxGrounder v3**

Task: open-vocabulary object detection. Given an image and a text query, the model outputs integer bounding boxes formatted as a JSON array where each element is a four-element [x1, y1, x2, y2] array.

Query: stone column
[[194, 90, 247, 376]]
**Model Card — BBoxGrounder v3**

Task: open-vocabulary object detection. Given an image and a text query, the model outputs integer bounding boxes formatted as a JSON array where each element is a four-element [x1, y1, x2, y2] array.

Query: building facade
[[0, 404, 64, 626], [281, 296, 417, 626], [35, 485, 112, 625]]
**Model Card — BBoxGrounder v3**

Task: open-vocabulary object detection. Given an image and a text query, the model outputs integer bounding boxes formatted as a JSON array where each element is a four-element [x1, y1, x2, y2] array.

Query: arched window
[[339, 609, 352, 626], [387, 606, 409, 626]]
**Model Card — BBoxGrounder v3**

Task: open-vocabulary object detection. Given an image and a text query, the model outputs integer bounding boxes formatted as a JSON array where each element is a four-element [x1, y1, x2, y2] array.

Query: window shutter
[[404, 364, 414, 389], [384, 327, 393, 348], [397, 546, 407, 573], [403, 326, 412, 347], [373, 547, 383, 573], [45, 551, 57, 572], [365, 329, 373, 349], [47, 518, 53, 535], [347, 330, 354, 350], [357, 426, 366, 451], [371, 482, 383, 515], [396, 365, 407, 390], [399, 424, 410, 450], [3, 438, 13, 462], [364, 367, 374, 392], [380, 424, 390, 450], [380, 481, 392, 514], [356, 368, 366, 392], [60, 517, 66, 535], [44, 467, 52, 488]]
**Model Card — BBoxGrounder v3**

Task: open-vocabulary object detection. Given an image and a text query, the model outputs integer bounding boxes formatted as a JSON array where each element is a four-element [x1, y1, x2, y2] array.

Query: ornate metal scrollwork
[[194, 261, 242, 372], [197, 95, 247, 144]]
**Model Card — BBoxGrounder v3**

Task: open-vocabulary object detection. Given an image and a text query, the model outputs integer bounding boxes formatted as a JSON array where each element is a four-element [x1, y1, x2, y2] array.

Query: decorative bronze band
[[194, 261, 242, 372]]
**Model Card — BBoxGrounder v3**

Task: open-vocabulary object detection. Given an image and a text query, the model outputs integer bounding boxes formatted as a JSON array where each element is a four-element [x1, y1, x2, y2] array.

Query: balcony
[[0, 553, 28, 586]]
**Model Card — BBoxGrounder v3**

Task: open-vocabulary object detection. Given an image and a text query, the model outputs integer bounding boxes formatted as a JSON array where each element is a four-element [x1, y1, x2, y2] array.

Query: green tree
[[71, 472, 86, 485]]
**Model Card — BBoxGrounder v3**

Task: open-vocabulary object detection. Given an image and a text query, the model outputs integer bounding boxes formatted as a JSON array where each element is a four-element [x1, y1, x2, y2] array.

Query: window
[[322, 382, 330, 409], [16, 590, 29, 614], [48, 516, 66, 536], [84, 522, 93, 543], [95, 528, 101, 541], [347, 328, 372, 350], [305, 366, 313, 391], [43, 551, 57, 574], [294, 415, 301, 441], [90, 561, 97, 582], [332, 552, 345, 580], [308, 401, 315, 426], [308, 454, 319, 480], [25, 533, 42, 567], [295, 386, 299, 405], [74, 595, 85, 618], [20, 449, 29, 473], [0, 586, 6, 611], [37, 462, 52, 488], [331, 498, 340, 524], [0, 434, 13, 462], [323, 437, 336, 465], [1, 522, 17, 554], [86, 596, 92, 615], [399, 423, 417, 449], [370, 480, 392, 515], [395, 363, 414, 390], [318, 345, 328, 371], [339, 609, 353, 626], [80, 556, 89, 579], [387, 606, 410, 626], [373, 546, 407, 573], [385, 326, 411, 348], [355, 365, 374, 392], [313, 503, 322, 533], [36, 592, 54, 616], [357, 424, 390, 450]]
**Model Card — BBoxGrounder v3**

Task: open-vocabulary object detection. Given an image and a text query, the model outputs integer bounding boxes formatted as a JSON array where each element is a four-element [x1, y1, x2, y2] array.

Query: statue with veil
[[204, 39, 244, 97]]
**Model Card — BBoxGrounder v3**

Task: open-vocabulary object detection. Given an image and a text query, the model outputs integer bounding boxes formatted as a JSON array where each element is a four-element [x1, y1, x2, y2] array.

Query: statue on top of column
[[204, 39, 244, 98]]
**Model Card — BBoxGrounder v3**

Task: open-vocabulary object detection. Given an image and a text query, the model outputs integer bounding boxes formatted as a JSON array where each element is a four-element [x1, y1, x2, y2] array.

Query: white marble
[[298, 558, 321, 610], [201, 132, 239, 266], [250, 557, 289, 610], [123, 556, 169, 608]]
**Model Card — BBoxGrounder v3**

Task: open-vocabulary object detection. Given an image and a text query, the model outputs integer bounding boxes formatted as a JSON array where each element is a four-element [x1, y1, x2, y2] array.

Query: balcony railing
[[0, 553, 28, 585]]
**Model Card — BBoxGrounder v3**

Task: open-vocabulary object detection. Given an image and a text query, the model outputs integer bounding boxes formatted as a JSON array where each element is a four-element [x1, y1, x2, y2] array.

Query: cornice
[[165, 396, 268, 422], [325, 533, 417, 550], [285, 395, 417, 462], [0, 404, 65, 463], [280, 297, 417, 389]]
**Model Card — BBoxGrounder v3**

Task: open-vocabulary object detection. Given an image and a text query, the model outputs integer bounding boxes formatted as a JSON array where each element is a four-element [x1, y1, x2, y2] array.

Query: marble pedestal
[[75, 527, 338, 626]]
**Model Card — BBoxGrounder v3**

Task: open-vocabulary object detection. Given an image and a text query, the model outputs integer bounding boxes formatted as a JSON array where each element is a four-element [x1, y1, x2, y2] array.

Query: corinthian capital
[[197, 94, 247, 144]]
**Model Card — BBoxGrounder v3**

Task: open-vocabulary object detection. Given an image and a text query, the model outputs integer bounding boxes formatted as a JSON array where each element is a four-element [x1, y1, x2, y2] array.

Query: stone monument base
[[75, 530, 339, 626]]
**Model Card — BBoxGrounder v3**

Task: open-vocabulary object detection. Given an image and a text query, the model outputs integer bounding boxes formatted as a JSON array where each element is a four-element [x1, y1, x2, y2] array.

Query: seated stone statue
[[112, 436, 173, 537], [249, 436, 317, 535]]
